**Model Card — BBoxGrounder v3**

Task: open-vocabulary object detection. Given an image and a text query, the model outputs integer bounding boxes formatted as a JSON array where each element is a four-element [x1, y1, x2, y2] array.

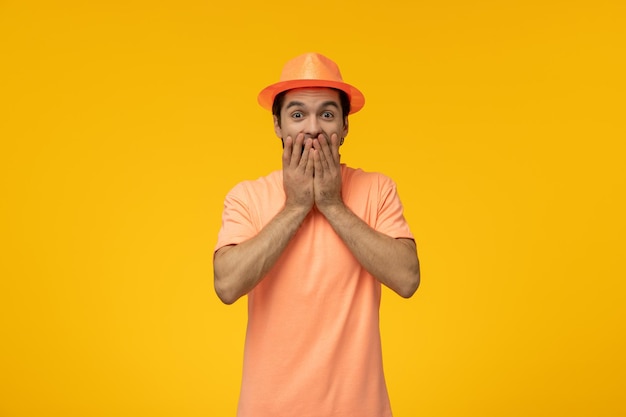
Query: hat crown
[[257, 52, 365, 114], [279, 53, 344, 83]]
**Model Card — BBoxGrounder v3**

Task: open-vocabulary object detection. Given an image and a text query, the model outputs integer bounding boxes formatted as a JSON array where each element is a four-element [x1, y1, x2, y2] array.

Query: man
[[214, 52, 420, 417]]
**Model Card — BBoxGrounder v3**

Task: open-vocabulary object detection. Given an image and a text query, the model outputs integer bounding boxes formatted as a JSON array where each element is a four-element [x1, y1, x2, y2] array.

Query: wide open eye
[[321, 111, 334, 119], [291, 111, 303, 119]]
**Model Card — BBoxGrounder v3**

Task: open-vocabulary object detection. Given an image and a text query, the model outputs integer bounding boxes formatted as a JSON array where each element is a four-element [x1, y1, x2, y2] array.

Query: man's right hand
[[282, 133, 315, 213], [214, 134, 318, 304]]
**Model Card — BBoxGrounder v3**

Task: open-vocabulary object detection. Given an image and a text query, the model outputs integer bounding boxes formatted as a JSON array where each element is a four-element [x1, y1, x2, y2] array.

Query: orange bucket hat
[[257, 53, 365, 114]]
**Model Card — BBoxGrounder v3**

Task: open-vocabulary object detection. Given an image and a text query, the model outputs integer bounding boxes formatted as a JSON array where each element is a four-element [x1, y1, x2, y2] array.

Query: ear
[[342, 117, 349, 139], [273, 115, 282, 139]]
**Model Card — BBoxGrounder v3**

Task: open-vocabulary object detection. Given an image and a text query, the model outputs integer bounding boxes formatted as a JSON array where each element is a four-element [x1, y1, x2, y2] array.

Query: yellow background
[[1, 0, 624, 416]]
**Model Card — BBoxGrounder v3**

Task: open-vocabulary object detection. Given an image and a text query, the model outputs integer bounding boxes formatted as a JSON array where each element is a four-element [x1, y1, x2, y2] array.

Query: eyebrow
[[285, 100, 340, 110]]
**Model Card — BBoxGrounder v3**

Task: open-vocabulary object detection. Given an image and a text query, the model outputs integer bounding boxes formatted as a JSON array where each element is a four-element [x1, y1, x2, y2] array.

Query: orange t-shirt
[[215, 165, 414, 417]]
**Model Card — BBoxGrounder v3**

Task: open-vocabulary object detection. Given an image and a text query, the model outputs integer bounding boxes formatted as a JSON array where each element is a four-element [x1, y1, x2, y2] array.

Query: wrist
[[316, 199, 346, 218], [283, 201, 312, 219]]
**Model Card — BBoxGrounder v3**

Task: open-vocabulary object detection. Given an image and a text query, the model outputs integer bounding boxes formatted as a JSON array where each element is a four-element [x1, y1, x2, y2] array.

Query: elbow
[[398, 274, 420, 298], [214, 279, 240, 305], [215, 290, 236, 305], [213, 268, 241, 305], [213, 249, 243, 305], [398, 261, 421, 299], [391, 240, 420, 298]]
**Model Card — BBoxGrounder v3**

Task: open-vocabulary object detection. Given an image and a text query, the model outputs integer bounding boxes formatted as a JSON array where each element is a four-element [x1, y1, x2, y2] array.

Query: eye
[[321, 111, 334, 119], [291, 111, 303, 119]]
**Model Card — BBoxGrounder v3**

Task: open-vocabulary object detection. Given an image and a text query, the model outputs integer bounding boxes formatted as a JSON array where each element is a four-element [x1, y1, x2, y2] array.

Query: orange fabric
[[215, 165, 414, 417], [257, 53, 365, 114]]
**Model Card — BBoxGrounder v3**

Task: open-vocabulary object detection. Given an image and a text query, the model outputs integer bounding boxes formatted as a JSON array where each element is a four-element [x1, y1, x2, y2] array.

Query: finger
[[312, 138, 326, 173], [321, 134, 335, 165], [313, 147, 323, 179], [305, 146, 315, 177], [316, 134, 333, 171], [290, 133, 305, 166], [329, 133, 341, 163], [282, 136, 293, 165], [299, 138, 313, 171]]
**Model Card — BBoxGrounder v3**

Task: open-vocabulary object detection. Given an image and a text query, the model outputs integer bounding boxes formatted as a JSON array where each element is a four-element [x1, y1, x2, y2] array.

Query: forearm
[[213, 205, 309, 304], [320, 203, 420, 298]]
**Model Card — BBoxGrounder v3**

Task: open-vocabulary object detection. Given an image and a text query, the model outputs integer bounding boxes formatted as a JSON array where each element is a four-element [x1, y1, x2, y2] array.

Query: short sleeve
[[375, 175, 414, 240], [214, 183, 258, 253]]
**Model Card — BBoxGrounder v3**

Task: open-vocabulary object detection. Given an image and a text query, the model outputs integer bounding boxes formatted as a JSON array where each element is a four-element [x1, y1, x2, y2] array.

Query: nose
[[303, 117, 322, 139]]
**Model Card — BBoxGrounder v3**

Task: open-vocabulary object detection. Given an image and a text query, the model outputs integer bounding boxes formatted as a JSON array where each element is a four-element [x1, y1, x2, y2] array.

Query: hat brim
[[258, 79, 365, 115]]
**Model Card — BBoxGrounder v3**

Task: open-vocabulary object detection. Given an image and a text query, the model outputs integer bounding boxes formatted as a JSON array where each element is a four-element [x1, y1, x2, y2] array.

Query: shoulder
[[341, 165, 401, 212], [226, 170, 283, 200], [342, 165, 396, 191]]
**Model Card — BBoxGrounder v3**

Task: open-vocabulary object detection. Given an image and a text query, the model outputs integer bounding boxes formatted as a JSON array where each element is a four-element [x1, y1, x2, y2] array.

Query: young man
[[214, 52, 420, 417]]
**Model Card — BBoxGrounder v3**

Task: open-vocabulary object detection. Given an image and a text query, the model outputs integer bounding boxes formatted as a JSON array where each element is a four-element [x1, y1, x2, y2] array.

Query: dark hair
[[272, 88, 351, 127]]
